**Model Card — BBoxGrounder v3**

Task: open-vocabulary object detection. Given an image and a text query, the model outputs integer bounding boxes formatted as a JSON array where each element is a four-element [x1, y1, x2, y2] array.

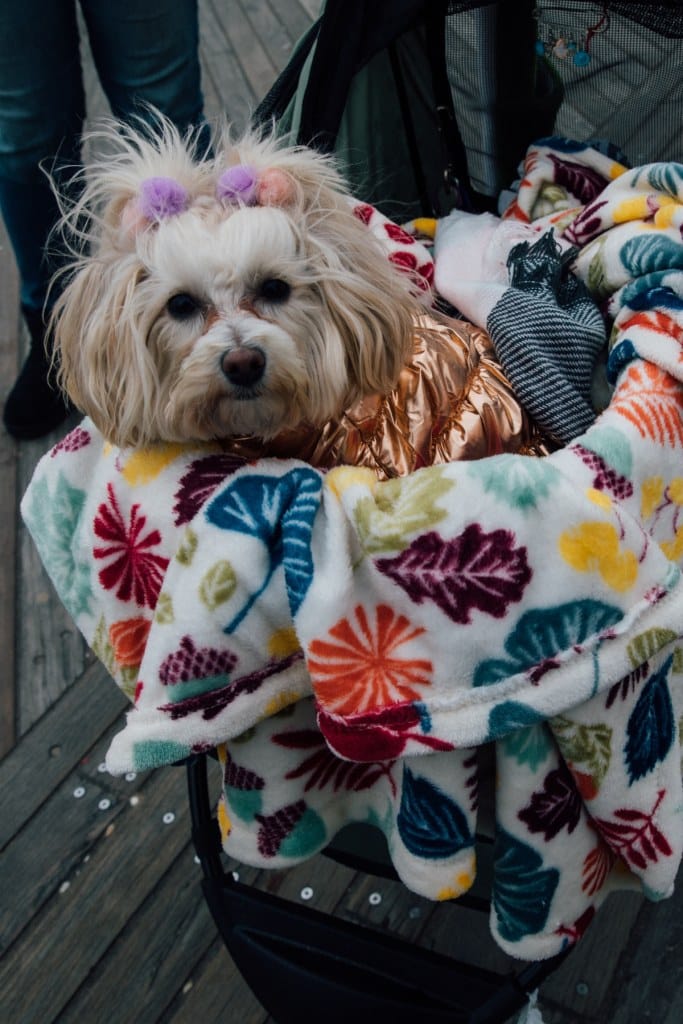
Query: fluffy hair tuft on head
[[51, 111, 425, 448]]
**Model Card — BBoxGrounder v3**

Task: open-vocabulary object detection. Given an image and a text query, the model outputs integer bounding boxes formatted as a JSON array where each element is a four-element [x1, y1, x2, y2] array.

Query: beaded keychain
[[534, 2, 610, 68]]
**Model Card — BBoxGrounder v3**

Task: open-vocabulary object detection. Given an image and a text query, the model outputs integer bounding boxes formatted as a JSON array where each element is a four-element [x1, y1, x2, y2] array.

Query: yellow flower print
[[641, 477, 664, 519], [559, 522, 638, 592], [661, 527, 683, 564], [120, 442, 205, 485], [217, 794, 232, 843], [436, 852, 476, 900], [326, 465, 377, 500], [669, 479, 683, 505], [587, 488, 612, 511], [268, 626, 301, 658]]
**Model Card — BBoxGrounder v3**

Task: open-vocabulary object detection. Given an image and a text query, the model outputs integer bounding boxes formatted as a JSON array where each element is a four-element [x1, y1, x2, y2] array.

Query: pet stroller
[[182, 2, 683, 1022], [21, 2, 683, 1023]]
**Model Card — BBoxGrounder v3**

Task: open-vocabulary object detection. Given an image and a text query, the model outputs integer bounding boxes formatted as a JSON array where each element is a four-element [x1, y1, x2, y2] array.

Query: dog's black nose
[[221, 347, 266, 387]]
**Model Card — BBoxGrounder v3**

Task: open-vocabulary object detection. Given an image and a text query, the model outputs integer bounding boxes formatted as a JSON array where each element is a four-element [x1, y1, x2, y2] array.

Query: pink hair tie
[[217, 164, 258, 205], [138, 177, 189, 221]]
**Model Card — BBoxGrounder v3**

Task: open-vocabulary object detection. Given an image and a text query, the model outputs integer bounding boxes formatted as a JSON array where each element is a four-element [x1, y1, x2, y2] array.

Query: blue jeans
[[0, 0, 204, 313]]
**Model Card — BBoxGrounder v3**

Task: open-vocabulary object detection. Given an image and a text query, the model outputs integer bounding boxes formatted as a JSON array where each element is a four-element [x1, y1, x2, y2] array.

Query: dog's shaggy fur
[[52, 116, 425, 448]]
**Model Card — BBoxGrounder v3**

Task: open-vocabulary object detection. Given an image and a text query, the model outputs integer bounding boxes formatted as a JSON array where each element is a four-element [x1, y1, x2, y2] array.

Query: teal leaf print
[[397, 765, 474, 859], [500, 724, 553, 772], [620, 235, 683, 278], [488, 702, 543, 739], [624, 656, 675, 783], [578, 427, 633, 480], [643, 162, 683, 197], [255, 800, 326, 858], [206, 468, 322, 629], [468, 455, 560, 511], [474, 599, 623, 686], [23, 473, 92, 618], [493, 828, 560, 943]]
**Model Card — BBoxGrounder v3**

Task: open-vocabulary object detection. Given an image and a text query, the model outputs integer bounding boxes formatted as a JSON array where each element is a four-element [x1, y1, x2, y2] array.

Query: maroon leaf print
[[376, 527, 531, 625], [555, 906, 596, 945], [50, 425, 91, 457], [317, 703, 453, 762], [160, 649, 304, 721], [93, 483, 169, 607], [256, 800, 307, 858], [582, 840, 616, 895], [572, 445, 634, 501], [223, 758, 265, 791], [565, 199, 608, 245], [159, 635, 238, 685], [173, 453, 247, 526], [518, 762, 583, 840], [594, 790, 672, 870], [548, 154, 608, 205], [605, 664, 648, 709], [272, 727, 396, 795]]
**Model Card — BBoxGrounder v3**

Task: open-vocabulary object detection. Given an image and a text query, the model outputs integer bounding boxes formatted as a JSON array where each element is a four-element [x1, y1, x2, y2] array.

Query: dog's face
[[53, 120, 424, 447]]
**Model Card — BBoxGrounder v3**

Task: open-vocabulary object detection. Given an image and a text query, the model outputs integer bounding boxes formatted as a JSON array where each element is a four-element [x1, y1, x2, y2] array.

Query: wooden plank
[[210, 0, 280, 102], [241, 0, 297, 71], [0, 658, 128, 850], [58, 845, 217, 1024], [0, 752, 135, 952], [539, 891, 643, 1022], [198, 2, 256, 132], [0, 217, 19, 758], [162, 936, 270, 1024], [0, 766, 189, 1023], [267, 0, 316, 47]]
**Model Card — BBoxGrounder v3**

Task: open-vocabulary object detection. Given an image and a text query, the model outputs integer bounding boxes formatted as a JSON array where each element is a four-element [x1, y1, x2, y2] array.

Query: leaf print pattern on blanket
[[594, 789, 672, 872], [518, 761, 583, 840], [272, 726, 397, 795], [376, 525, 531, 625], [624, 655, 675, 783], [474, 599, 623, 687], [610, 363, 683, 448], [206, 467, 321, 628], [22, 473, 93, 619], [309, 604, 432, 715], [468, 456, 561, 511], [492, 828, 560, 943], [397, 765, 474, 859], [173, 452, 247, 525], [352, 467, 453, 553], [93, 483, 169, 608]]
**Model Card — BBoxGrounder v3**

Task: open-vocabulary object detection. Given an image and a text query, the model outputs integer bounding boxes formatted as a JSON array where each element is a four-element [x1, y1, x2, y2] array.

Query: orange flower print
[[109, 616, 152, 668], [308, 604, 432, 715]]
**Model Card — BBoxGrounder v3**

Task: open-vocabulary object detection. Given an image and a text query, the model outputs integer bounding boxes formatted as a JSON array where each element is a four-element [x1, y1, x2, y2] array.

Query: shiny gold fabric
[[222, 314, 553, 478]]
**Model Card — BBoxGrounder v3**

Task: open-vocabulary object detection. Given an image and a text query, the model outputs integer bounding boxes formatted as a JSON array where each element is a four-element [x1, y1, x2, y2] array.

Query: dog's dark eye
[[167, 293, 202, 320], [257, 278, 291, 303]]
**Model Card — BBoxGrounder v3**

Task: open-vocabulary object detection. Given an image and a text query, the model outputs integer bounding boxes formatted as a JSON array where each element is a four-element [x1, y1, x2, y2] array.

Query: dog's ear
[[308, 209, 422, 398], [52, 256, 159, 447]]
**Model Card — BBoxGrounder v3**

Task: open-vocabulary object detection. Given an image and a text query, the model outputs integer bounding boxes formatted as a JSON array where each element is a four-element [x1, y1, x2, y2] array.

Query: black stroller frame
[[185, 1, 683, 1020]]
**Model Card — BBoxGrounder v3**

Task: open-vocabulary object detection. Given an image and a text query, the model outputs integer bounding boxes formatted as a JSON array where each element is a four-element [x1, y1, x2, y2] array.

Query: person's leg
[[0, 0, 84, 437], [81, 0, 205, 136]]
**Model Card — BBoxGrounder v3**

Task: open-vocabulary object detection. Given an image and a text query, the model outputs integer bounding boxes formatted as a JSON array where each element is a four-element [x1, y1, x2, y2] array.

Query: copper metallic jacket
[[222, 314, 553, 477]]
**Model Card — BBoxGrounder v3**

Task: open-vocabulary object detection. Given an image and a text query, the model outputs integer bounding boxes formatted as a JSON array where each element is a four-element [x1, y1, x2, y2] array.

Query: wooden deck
[[1, 3, 682, 1022]]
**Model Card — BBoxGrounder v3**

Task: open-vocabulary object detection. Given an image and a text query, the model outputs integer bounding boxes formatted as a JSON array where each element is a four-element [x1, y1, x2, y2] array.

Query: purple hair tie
[[139, 177, 189, 221], [216, 164, 258, 205]]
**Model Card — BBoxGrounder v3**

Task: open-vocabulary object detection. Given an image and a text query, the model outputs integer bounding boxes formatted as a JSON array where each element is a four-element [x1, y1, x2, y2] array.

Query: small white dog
[[52, 117, 425, 448]]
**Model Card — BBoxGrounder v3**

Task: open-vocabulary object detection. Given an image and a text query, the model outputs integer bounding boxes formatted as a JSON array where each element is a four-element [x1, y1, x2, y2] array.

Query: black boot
[[3, 307, 73, 440]]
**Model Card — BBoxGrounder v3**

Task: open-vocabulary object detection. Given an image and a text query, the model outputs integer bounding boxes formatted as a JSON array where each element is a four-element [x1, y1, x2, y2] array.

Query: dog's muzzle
[[221, 346, 266, 388]]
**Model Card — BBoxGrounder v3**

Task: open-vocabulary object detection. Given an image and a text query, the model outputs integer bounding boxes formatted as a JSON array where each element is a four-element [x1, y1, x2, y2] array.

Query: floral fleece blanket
[[23, 141, 683, 960]]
